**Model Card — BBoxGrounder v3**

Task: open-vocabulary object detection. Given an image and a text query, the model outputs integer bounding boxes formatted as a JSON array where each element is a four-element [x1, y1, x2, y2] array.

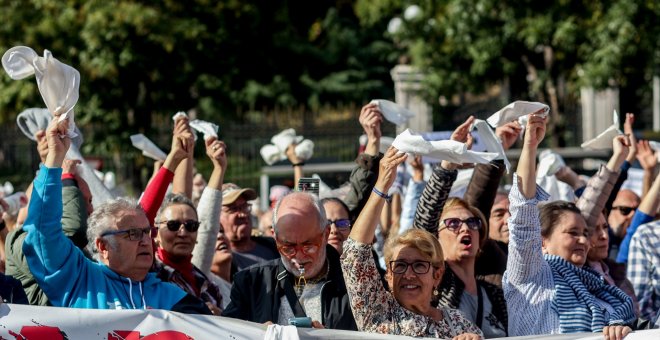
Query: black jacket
[[222, 245, 357, 330]]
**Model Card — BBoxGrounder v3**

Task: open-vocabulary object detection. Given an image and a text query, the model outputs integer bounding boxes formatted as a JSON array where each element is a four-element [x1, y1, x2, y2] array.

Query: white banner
[[0, 304, 657, 340]]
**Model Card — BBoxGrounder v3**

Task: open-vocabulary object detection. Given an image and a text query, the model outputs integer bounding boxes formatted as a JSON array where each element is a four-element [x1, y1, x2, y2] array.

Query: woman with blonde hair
[[342, 147, 482, 339]]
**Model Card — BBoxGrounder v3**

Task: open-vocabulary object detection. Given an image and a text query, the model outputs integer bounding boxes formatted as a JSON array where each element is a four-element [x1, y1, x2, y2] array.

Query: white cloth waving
[[2, 46, 80, 139], [392, 129, 498, 164]]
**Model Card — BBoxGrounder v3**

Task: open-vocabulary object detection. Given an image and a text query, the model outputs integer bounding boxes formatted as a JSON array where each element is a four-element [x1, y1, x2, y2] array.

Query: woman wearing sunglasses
[[341, 147, 482, 339], [504, 113, 636, 339], [154, 194, 224, 315], [412, 116, 508, 338]]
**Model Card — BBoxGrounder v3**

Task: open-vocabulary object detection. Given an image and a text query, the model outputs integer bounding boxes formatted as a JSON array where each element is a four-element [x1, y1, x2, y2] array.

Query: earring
[[433, 289, 439, 296]]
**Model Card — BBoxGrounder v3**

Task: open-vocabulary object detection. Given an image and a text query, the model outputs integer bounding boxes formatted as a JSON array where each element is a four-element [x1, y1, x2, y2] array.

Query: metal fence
[[0, 105, 397, 195]]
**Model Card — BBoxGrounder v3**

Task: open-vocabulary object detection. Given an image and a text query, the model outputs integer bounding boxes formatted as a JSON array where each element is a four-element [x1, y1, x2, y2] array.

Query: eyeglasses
[[276, 233, 324, 258], [327, 219, 351, 229], [389, 260, 433, 274], [611, 206, 636, 216], [159, 220, 200, 233], [223, 203, 251, 214], [439, 217, 482, 232], [101, 226, 157, 241]]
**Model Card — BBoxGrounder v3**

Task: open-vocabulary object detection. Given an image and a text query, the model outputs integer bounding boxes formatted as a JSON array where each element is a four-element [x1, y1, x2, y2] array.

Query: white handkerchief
[[392, 129, 498, 164], [378, 136, 395, 154], [370, 99, 415, 125], [260, 144, 285, 165], [580, 110, 622, 150], [271, 128, 303, 152], [130, 134, 167, 161], [472, 119, 510, 172], [537, 149, 566, 177], [294, 139, 314, 160], [172, 111, 188, 121], [2, 46, 80, 139], [16, 107, 83, 148], [264, 324, 300, 340], [189, 119, 218, 140], [487, 101, 549, 128]]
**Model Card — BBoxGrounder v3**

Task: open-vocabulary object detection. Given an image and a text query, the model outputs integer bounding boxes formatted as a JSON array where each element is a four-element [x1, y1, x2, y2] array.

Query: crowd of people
[[0, 102, 659, 340]]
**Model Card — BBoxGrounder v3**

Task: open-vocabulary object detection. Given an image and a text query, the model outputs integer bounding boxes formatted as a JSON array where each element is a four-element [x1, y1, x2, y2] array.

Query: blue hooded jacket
[[23, 165, 206, 312]]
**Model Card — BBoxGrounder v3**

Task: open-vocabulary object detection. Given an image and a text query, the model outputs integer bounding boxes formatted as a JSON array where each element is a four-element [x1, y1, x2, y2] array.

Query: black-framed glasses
[[611, 206, 636, 216], [223, 203, 251, 214], [327, 218, 351, 229], [389, 260, 432, 274], [439, 217, 482, 232], [101, 226, 156, 241], [159, 220, 200, 233]]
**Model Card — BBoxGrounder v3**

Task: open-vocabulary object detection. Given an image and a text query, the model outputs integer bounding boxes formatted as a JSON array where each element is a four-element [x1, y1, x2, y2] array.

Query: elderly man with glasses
[[22, 119, 210, 314], [223, 191, 357, 330], [220, 183, 278, 272]]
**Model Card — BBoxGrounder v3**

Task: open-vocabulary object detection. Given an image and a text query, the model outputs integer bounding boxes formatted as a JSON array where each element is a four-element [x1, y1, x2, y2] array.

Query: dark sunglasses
[[440, 217, 482, 232], [327, 219, 351, 229], [101, 226, 157, 241], [160, 220, 200, 232], [389, 260, 432, 274], [611, 206, 636, 216]]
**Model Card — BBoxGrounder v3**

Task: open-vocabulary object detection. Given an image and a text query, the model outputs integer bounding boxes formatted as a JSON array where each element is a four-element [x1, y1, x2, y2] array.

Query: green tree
[[356, 0, 660, 146]]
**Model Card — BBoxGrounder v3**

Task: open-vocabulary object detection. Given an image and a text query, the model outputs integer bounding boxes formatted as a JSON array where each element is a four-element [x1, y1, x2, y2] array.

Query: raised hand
[[62, 159, 82, 175], [496, 120, 522, 150], [205, 137, 227, 171], [359, 103, 383, 140], [523, 109, 547, 148], [44, 118, 71, 168], [35, 129, 48, 163], [623, 113, 637, 163], [636, 140, 657, 171], [285, 143, 303, 165], [375, 147, 407, 192], [410, 155, 424, 182], [359, 103, 383, 156], [451, 115, 475, 148]]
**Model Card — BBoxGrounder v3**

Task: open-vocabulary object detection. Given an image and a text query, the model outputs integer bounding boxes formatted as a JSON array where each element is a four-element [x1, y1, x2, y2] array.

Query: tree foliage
[[356, 0, 660, 146], [0, 0, 396, 149]]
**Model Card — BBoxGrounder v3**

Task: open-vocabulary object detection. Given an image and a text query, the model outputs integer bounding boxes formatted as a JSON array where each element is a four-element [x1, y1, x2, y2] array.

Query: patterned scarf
[[545, 254, 636, 333]]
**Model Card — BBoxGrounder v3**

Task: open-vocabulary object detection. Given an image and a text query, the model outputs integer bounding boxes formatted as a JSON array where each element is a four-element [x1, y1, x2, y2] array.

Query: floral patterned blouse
[[341, 238, 484, 338]]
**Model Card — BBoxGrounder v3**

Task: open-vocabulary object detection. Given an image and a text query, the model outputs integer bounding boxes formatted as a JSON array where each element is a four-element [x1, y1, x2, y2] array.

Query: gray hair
[[86, 197, 144, 260], [155, 193, 198, 224], [272, 192, 327, 235]]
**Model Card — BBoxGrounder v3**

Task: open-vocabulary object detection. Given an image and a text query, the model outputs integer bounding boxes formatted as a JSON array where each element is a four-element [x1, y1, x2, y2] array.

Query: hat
[[222, 183, 257, 205]]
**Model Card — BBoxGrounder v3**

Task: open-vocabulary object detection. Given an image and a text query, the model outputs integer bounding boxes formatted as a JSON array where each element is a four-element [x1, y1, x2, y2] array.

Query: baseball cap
[[222, 183, 257, 205]]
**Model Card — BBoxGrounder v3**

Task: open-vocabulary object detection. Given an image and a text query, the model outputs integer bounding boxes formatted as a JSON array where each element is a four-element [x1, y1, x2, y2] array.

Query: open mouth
[[400, 284, 420, 291], [459, 235, 473, 247], [216, 243, 229, 251]]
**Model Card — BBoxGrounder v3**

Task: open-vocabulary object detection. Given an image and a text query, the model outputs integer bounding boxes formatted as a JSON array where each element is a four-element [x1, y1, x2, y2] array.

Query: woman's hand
[[442, 115, 475, 170], [523, 109, 547, 148], [602, 325, 632, 340], [205, 137, 227, 170], [452, 333, 482, 340], [375, 147, 407, 193], [44, 118, 71, 168], [496, 120, 522, 150]]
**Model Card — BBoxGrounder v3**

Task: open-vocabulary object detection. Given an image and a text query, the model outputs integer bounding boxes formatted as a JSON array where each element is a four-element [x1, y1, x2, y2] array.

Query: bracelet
[[292, 162, 305, 167], [372, 187, 392, 204]]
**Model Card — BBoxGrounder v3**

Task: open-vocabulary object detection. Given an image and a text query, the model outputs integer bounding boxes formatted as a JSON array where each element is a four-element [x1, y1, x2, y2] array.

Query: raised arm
[[464, 120, 520, 220], [192, 137, 227, 274], [636, 139, 658, 198], [412, 116, 474, 235], [286, 143, 304, 189], [345, 103, 383, 219], [172, 117, 195, 199], [140, 121, 190, 224], [505, 111, 551, 285], [616, 163, 660, 264], [576, 135, 628, 227], [349, 147, 406, 244]]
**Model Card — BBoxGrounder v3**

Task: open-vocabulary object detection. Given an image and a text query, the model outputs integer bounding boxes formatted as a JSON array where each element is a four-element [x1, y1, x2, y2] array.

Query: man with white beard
[[222, 192, 357, 330]]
